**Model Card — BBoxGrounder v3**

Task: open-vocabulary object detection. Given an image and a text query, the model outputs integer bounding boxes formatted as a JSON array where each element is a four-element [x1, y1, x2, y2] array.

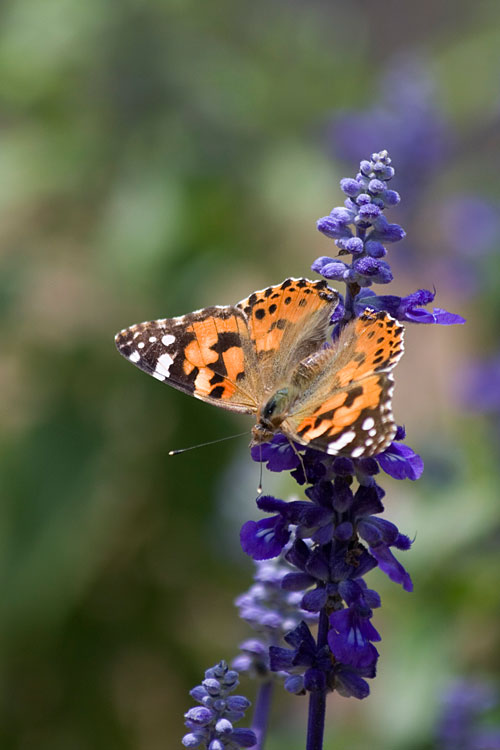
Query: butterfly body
[[115, 278, 404, 458]]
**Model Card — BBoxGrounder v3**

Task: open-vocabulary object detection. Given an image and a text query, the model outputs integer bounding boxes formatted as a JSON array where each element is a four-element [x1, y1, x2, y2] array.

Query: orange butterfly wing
[[283, 310, 405, 457], [115, 278, 340, 415]]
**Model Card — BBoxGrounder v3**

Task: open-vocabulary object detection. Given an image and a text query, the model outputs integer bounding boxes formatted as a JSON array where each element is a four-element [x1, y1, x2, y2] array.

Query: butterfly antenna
[[257, 443, 263, 495], [287, 438, 307, 484], [169, 431, 250, 456]]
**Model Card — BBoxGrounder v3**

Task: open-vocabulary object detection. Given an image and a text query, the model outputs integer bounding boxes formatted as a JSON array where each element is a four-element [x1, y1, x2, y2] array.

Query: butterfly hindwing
[[284, 309, 404, 457]]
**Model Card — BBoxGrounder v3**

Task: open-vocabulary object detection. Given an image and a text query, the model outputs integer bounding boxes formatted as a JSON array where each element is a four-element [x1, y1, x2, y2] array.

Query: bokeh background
[[1, 1, 500, 748]]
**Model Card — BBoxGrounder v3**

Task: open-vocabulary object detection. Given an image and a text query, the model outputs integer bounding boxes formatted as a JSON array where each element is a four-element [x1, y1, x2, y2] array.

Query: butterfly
[[115, 278, 404, 458]]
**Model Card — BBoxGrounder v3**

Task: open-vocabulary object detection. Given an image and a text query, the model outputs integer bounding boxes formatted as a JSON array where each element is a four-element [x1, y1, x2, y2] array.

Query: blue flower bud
[[359, 160, 372, 176], [182, 731, 207, 747], [383, 189, 400, 205], [340, 177, 360, 196], [185, 706, 214, 726], [215, 718, 233, 734], [284, 675, 305, 694], [316, 215, 353, 239], [337, 237, 364, 254], [358, 203, 382, 221], [368, 178, 385, 193], [356, 193, 372, 205], [353, 257, 393, 284], [203, 678, 222, 696], [364, 240, 386, 258]]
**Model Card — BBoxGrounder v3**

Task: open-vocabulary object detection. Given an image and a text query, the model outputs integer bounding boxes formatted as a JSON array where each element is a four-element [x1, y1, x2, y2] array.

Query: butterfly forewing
[[236, 278, 339, 385], [115, 307, 259, 414]]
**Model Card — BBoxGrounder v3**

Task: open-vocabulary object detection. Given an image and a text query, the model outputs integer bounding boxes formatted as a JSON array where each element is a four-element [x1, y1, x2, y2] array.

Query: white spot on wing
[[162, 334, 175, 346], [351, 446, 365, 458], [362, 417, 375, 431], [155, 352, 174, 378], [149, 336, 157, 343], [326, 430, 356, 454], [129, 351, 140, 363]]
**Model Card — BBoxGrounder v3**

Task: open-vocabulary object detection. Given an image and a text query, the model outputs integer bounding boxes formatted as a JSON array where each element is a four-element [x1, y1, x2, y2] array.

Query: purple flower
[[327, 581, 381, 668], [250, 435, 301, 472], [240, 512, 291, 561], [331, 663, 373, 700], [269, 622, 333, 694], [182, 661, 256, 749], [350, 483, 414, 591], [355, 288, 465, 326], [369, 542, 413, 592], [314, 151, 406, 298], [370, 215, 406, 243], [233, 547, 318, 679], [376, 438, 424, 481], [352, 256, 393, 285], [311, 256, 350, 282]]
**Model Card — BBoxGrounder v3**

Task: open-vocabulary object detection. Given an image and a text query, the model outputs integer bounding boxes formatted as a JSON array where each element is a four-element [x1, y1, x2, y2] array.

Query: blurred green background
[[1, 1, 500, 748]]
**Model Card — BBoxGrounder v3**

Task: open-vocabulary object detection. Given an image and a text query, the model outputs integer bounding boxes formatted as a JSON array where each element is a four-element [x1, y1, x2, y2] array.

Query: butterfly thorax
[[250, 350, 335, 446]]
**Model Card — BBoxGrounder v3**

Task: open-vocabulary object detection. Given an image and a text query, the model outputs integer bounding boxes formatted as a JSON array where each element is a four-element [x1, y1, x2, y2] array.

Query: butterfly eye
[[263, 399, 277, 420], [262, 388, 289, 423]]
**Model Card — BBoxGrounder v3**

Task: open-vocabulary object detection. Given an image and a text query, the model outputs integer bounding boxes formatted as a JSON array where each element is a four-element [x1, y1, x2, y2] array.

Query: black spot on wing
[[210, 372, 225, 386], [344, 385, 363, 407], [268, 318, 287, 332], [210, 331, 241, 353], [207, 330, 242, 378], [313, 409, 335, 429], [210, 385, 225, 399]]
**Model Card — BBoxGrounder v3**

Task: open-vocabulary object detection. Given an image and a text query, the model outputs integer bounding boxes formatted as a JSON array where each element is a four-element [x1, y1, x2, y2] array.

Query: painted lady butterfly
[[115, 278, 404, 458]]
